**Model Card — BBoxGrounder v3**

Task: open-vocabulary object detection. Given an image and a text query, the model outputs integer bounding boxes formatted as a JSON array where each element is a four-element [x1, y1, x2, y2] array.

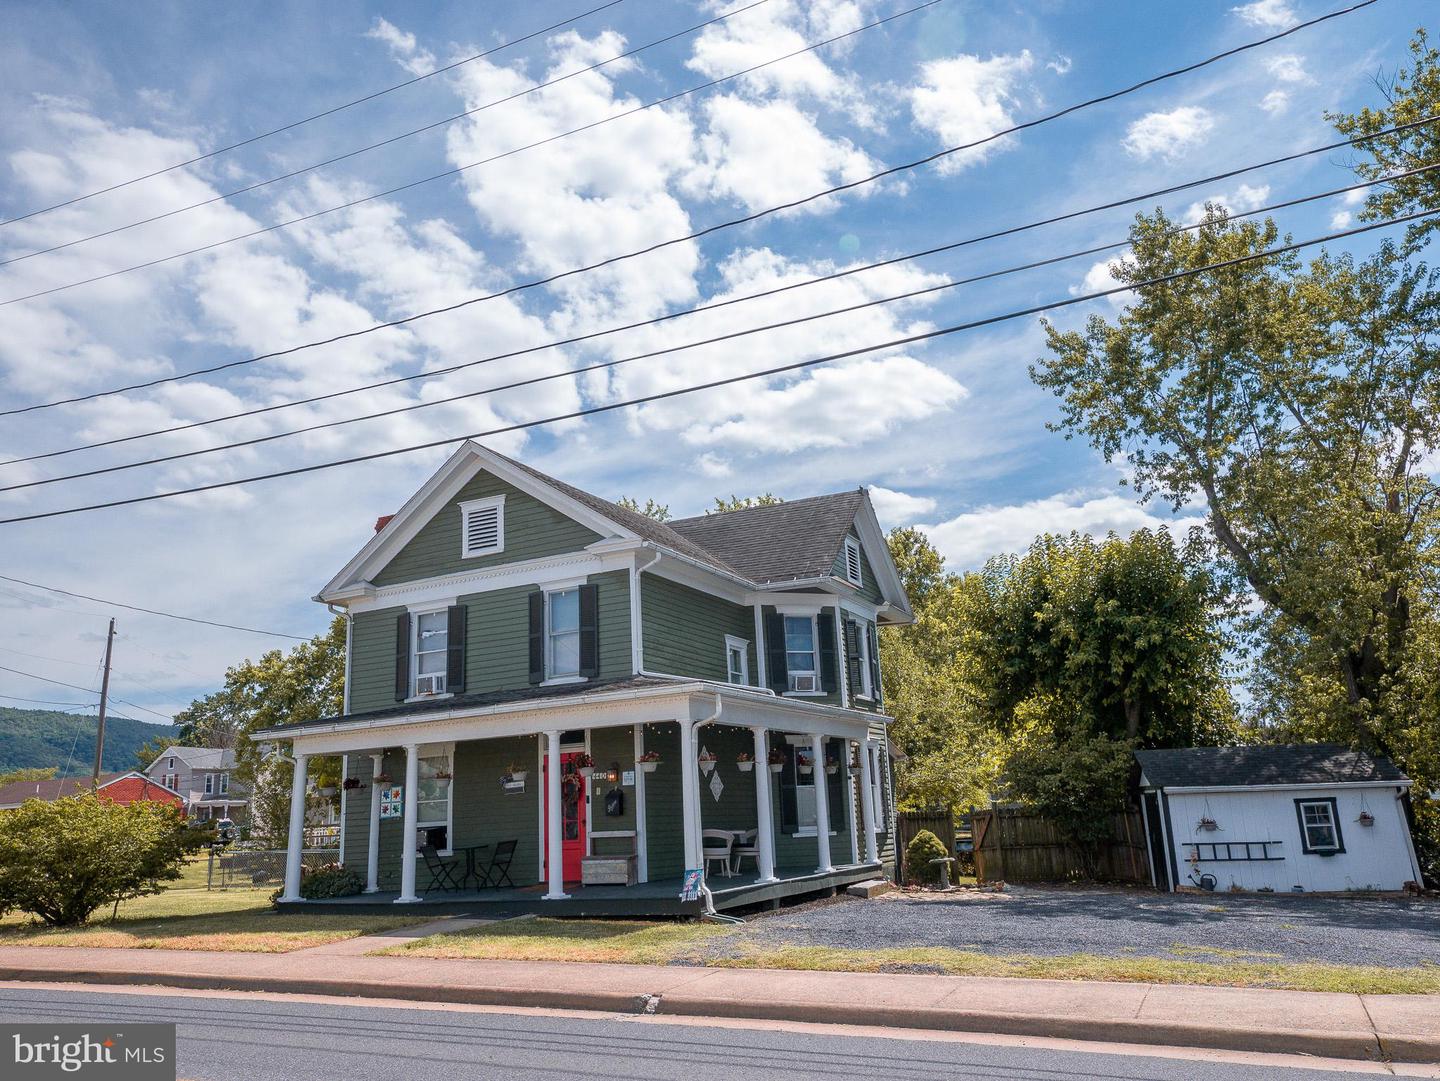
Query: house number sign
[[379, 785, 404, 819]]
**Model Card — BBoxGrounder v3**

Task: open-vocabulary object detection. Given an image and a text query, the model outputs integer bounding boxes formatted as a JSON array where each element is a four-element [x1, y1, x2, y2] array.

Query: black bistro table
[[457, 843, 491, 890]]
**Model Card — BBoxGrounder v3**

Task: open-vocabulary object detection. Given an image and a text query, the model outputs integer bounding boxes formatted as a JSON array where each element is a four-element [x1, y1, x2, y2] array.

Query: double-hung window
[[547, 588, 581, 679], [204, 774, 214, 796], [1296, 798, 1343, 854], [854, 620, 874, 699], [413, 609, 448, 696], [784, 615, 818, 693], [867, 743, 884, 832], [725, 636, 749, 685], [417, 748, 453, 854], [218, 772, 229, 795]]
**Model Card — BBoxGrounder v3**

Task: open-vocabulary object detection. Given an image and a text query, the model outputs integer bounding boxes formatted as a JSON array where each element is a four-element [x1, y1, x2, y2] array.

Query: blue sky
[[0, 0, 1428, 724]]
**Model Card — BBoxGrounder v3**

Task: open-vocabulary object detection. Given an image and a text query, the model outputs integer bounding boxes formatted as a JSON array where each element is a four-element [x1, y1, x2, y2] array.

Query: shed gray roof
[[1135, 745, 1408, 789], [667, 491, 866, 585]]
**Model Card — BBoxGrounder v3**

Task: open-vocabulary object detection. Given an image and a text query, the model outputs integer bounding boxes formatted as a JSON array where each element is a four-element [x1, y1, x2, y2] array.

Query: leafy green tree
[[0, 766, 57, 787], [709, 493, 784, 513], [0, 793, 188, 926], [616, 496, 671, 522], [1034, 211, 1440, 773]]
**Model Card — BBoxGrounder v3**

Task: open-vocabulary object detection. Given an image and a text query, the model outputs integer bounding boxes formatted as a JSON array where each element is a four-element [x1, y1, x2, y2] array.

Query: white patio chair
[[731, 829, 759, 875], [701, 829, 734, 878]]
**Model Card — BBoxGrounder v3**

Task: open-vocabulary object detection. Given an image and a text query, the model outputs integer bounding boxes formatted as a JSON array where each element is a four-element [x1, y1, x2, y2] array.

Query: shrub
[[0, 793, 189, 926], [298, 864, 365, 899], [905, 829, 949, 885]]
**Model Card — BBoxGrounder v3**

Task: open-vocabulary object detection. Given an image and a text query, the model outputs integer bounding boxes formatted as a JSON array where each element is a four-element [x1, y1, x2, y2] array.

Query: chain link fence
[[206, 845, 340, 890]]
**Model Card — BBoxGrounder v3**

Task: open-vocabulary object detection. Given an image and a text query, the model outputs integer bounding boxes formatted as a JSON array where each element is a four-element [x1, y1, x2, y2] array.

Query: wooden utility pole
[[91, 617, 116, 789]]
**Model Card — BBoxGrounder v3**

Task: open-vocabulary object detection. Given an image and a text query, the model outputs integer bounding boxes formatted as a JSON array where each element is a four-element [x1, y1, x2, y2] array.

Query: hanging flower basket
[[797, 754, 813, 776], [342, 777, 364, 791], [574, 753, 595, 779], [767, 749, 785, 774], [433, 770, 452, 788], [1198, 816, 1219, 832], [698, 751, 717, 775], [1357, 810, 1375, 827], [824, 758, 839, 776], [372, 772, 392, 785], [638, 751, 661, 773]]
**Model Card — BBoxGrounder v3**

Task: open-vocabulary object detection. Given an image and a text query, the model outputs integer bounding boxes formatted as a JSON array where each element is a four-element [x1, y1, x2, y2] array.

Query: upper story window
[[167, 757, 175, 770], [460, 494, 505, 557], [854, 620, 874, 699], [547, 588, 581, 679], [1296, 798, 1343, 854], [204, 774, 214, 795], [784, 615, 818, 693], [413, 609, 449, 695], [843, 536, 863, 587], [725, 636, 749, 685], [219, 772, 229, 795]]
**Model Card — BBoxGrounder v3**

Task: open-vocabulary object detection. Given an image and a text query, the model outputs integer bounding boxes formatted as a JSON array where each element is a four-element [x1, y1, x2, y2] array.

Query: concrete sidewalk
[[0, 944, 1434, 1064]]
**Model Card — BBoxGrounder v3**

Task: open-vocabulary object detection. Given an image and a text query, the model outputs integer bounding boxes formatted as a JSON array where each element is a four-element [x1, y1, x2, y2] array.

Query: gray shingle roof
[[1135, 745, 1408, 789], [667, 491, 866, 585], [155, 746, 236, 770], [0, 774, 121, 806]]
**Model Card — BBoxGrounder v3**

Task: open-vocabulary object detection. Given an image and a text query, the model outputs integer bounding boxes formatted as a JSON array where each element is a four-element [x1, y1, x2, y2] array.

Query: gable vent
[[460, 495, 505, 557], [843, 536, 863, 587]]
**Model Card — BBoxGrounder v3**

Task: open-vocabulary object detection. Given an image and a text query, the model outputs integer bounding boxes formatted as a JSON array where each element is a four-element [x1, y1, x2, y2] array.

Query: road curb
[[0, 963, 1431, 1065]]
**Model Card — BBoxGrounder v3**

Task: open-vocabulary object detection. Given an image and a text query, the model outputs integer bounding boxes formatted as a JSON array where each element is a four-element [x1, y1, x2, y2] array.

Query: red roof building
[[0, 771, 186, 814]]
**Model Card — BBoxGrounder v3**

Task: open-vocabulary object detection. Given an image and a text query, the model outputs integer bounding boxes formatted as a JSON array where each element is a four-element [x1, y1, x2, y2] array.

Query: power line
[[1, 205, 1427, 527], [0, 574, 309, 640], [0, 0, 626, 229], [0, 692, 109, 707], [6, 117, 1431, 468], [0, 0, 775, 268], [0, 663, 173, 720], [7, 165, 1429, 494], [0, 0, 934, 308], [0, 0, 1366, 324]]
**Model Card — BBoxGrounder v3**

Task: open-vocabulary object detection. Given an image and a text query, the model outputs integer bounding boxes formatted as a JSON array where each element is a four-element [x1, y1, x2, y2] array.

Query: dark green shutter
[[446, 605, 467, 694], [527, 591, 545, 684], [393, 611, 411, 702], [844, 619, 862, 702], [578, 582, 599, 678], [867, 623, 882, 706], [764, 609, 787, 693], [776, 735, 798, 833], [818, 610, 837, 693], [825, 737, 845, 828]]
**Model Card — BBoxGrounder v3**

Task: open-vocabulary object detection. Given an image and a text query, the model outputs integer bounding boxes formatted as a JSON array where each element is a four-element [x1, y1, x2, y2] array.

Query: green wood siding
[[642, 723, 684, 879], [641, 574, 757, 683], [769, 733, 853, 871], [372, 470, 603, 586], [346, 572, 631, 714], [587, 725, 638, 858], [831, 529, 884, 605], [693, 725, 761, 858]]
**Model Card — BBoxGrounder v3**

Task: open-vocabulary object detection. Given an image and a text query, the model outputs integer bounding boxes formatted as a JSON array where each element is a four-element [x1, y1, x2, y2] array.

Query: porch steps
[[844, 878, 894, 899]]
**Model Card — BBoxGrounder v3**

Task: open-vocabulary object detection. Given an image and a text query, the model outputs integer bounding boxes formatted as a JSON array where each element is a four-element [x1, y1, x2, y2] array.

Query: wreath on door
[[561, 774, 583, 802]]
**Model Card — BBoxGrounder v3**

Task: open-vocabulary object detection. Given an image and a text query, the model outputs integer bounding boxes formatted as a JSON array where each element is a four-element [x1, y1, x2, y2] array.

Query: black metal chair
[[480, 839, 517, 889], [421, 845, 462, 891]]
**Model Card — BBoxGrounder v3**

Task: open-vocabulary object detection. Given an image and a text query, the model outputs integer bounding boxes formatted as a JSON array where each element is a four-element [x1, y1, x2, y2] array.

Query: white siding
[[1163, 785, 1417, 892]]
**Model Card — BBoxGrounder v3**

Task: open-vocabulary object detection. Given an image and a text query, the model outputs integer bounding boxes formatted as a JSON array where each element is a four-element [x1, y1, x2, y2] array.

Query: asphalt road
[[0, 986, 1392, 1081]]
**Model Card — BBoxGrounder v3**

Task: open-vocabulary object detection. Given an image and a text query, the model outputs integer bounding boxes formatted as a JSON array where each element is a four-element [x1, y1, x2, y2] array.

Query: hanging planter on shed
[[1357, 810, 1375, 827], [1197, 816, 1219, 832]]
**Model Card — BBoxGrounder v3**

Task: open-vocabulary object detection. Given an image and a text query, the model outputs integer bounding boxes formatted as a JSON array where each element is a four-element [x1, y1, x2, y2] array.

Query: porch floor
[[276, 862, 882, 917]]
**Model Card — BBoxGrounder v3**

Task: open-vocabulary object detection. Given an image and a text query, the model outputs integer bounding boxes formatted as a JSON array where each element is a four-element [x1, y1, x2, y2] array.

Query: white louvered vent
[[843, 536, 863, 587], [460, 495, 505, 557]]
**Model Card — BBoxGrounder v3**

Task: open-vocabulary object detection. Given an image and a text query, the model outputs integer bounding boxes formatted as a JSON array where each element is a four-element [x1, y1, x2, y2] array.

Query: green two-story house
[[258, 441, 911, 915]]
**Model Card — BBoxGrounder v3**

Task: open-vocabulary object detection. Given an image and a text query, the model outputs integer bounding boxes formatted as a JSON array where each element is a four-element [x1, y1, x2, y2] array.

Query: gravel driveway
[[701, 886, 1439, 967]]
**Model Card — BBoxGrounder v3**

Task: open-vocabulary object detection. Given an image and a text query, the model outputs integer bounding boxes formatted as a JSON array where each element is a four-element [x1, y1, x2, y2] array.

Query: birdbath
[[929, 856, 957, 890]]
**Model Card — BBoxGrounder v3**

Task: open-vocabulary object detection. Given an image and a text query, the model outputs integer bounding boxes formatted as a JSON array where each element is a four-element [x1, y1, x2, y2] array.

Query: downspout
[[692, 694, 744, 924]]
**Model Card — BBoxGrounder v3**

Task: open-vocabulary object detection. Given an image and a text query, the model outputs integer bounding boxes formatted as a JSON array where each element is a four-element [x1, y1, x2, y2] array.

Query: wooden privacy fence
[[972, 807, 1149, 884], [896, 810, 956, 885]]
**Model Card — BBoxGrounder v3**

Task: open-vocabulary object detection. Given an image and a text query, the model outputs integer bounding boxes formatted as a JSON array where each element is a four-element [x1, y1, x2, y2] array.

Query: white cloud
[[909, 51, 1035, 173], [695, 452, 733, 479], [1260, 89, 1290, 114], [1047, 55, 1072, 76], [365, 18, 434, 76], [867, 485, 936, 526], [1265, 54, 1311, 84], [1183, 182, 1270, 223], [1231, 0, 1296, 28], [921, 490, 1198, 569], [1071, 248, 1132, 306], [1122, 106, 1215, 161]]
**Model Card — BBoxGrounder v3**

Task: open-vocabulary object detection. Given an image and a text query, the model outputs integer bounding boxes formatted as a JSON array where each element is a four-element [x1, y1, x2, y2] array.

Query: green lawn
[[0, 880, 425, 953], [390, 916, 1440, 995]]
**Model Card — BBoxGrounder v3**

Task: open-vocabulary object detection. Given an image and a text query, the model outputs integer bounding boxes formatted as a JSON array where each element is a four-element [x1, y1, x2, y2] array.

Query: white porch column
[[750, 726, 776, 882], [365, 751, 383, 893], [280, 752, 309, 902], [858, 739, 879, 865], [632, 724, 649, 883], [679, 719, 701, 872], [396, 743, 421, 903], [543, 730, 570, 900], [810, 733, 833, 873]]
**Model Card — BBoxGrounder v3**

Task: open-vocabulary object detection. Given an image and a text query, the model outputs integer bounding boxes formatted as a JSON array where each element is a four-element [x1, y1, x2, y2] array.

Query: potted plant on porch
[[735, 751, 754, 773], [767, 748, 785, 774], [697, 750, 717, 775], [433, 768, 453, 788], [505, 762, 528, 783], [574, 753, 595, 779], [638, 750, 661, 773], [796, 751, 813, 776]]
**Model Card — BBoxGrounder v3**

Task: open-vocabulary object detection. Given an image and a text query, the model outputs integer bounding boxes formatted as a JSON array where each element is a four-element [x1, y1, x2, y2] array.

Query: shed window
[[460, 495, 505, 557], [843, 537, 863, 587], [1295, 798, 1344, 854]]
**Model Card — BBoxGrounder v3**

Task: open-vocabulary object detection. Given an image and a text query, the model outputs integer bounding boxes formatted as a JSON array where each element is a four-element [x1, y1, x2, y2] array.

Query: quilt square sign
[[4, 1023, 175, 1080]]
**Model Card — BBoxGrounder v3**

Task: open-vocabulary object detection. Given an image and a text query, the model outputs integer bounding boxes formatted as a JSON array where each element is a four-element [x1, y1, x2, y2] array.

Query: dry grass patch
[[387, 916, 731, 964], [0, 886, 423, 952]]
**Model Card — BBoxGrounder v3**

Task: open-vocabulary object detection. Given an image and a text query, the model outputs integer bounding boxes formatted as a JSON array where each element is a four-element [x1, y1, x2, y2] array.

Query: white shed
[[1135, 745, 1423, 894]]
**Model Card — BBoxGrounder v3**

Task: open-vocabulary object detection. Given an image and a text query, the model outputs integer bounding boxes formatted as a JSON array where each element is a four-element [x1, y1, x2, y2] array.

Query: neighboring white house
[[1136, 745, 1423, 894], [143, 746, 249, 823]]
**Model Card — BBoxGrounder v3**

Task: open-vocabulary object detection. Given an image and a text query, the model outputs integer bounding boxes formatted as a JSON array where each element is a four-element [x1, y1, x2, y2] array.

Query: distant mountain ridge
[[0, 707, 178, 776]]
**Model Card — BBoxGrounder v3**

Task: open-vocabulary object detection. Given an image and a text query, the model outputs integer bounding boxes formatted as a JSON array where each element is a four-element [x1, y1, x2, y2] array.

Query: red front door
[[543, 752, 588, 883]]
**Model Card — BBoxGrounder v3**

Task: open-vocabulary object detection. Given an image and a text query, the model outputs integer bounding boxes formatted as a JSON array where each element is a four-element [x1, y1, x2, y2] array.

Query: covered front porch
[[269, 680, 891, 915]]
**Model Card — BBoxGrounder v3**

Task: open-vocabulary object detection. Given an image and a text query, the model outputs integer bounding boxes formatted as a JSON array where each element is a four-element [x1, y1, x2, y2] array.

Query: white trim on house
[[1148, 780, 1413, 794], [842, 536, 863, 587], [724, 635, 749, 685]]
